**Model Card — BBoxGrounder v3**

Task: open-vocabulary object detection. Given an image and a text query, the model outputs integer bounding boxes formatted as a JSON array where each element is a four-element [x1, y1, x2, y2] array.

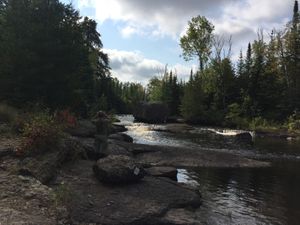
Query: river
[[117, 115, 300, 225]]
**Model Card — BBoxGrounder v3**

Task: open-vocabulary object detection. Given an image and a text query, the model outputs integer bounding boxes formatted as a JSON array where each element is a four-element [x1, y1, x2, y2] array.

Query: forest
[[0, 0, 299, 131], [146, 2, 300, 130]]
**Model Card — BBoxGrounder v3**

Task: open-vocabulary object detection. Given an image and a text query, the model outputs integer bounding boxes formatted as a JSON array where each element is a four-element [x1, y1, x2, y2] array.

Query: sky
[[62, 0, 295, 84]]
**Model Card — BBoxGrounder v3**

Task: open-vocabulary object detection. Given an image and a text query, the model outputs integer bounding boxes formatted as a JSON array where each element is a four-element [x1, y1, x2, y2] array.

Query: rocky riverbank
[[0, 118, 270, 225]]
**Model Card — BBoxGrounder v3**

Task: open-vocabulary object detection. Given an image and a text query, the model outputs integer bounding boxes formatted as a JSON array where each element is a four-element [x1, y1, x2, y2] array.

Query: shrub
[[286, 112, 300, 131], [52, 183, 72, 206], [16, 111, 63, 157], [55, 109, 77, 128], [248, 117, 278, 131]]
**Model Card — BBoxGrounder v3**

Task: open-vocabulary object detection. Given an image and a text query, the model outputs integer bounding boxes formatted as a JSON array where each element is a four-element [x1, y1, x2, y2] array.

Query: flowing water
[[117, 115, 300, 225]]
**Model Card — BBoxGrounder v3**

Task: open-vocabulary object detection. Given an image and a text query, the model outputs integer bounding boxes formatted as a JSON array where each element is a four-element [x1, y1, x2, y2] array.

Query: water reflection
[[117, 115, 300, 225]]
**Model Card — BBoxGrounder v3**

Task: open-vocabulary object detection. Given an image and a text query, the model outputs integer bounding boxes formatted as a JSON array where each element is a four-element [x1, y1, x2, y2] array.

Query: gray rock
[[133, 101, 169, 124], [161, 208, 201, 225], [18, 137, 86, 184], [235, 132, 253, 144], [110, 124, 127, 134], [108, 133, 133, 143], [146, 166, 178, 181], [0, 172, 70, 225], [103, 140, 131, 157], [93, 155, 145, 184], [55, 160, 201, 225], [65, 120, 97, 137]]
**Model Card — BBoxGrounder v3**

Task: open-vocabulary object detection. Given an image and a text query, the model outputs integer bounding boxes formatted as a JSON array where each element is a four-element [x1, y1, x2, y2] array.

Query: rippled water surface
[[117, 115, 300, 225]]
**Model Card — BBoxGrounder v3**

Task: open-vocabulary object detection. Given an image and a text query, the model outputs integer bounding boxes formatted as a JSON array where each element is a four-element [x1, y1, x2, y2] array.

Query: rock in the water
[[108, 133, 133, 143], [93, 155, 145, 184], [133, 102, 169, 124], [110, 124, 128, 134], [146, 166, 178, 181], [65, 120, 97, 137], [235, 132, 253, 144]]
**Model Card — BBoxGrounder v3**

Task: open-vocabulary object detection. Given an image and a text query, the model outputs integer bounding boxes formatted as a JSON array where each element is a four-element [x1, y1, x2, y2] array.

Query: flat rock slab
[[116, 142, 270, 168], [54, 160, 201, 225], [0, 172, 69, 225]]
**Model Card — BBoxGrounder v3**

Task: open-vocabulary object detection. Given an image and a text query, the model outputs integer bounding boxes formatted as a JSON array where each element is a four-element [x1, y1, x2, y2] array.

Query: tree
[[0, 0, 109, 115], [180, 16, 214, 71], [181, 74, 205, 122]]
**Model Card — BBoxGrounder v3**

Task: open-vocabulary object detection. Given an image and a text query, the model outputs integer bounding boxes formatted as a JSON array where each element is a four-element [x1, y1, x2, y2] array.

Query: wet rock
[[153, 124, 194, 134], [110, 124, 128, 134], [65, 120, 97, 138], [129, 143, 270, 168], [146, 166, 178, 181], [55, 160, 201, 225], [0, 172, 70, 225], [161, 208, 201, 225], [93, 155, 145, 184], [108, 132, 133, 143], [235, 132, 253, 144], [133, 102, 169, 124]]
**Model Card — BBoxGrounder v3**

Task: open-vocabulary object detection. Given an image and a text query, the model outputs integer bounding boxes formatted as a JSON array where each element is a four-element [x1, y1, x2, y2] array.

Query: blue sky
[[62, 0, 294, 84]]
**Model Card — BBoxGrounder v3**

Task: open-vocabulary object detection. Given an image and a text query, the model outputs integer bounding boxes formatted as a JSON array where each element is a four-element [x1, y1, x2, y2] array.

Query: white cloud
[[78, 0, 293, 41], [105, 49, 196, 85]]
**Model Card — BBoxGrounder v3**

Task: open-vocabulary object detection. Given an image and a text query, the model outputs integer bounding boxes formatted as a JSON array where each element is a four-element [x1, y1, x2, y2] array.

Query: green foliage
[[181, 74, 205, 123], [147, 69, 182, 116], [248, 117, 275, 131], [287, 112, 300, 130], [16, 111, 63, 156], [52, 183, 72, 206], [180, 15, 214, 71], [225, 103, 248, 128], [0, 0, 109, 115]]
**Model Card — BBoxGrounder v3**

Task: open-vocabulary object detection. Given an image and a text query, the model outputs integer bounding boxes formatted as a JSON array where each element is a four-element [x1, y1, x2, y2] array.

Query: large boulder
[[65, 120, 97, 138], [110, 124, 128, 134], [103, 140, 132, 157], [108, 132, 133, 143], [133, 102, 169, 124], [93, 155, 145, 184], [235, 132, 253, 144]]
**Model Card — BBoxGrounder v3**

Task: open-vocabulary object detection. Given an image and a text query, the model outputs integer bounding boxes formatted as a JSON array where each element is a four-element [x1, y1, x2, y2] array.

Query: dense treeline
[[147, 1, 300, 128], [147, 67, 183, 116], [0, 0, 144, 116]]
